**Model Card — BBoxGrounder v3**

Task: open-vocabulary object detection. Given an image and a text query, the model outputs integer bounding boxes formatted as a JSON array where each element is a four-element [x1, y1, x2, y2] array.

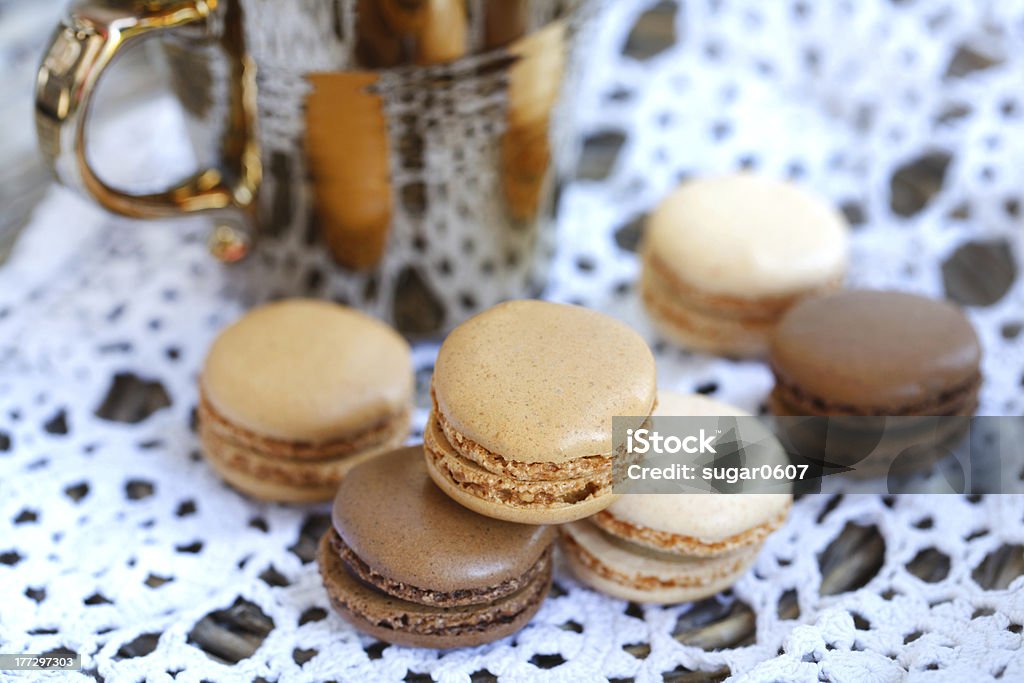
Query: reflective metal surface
[[36, 0, 589, 333], [36, 0, 260, 260]]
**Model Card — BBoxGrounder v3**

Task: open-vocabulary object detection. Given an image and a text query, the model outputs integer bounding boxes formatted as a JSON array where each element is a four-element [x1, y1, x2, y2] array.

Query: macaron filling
[[199, 392, 410, 496], [199, 391, 410, 461], [769, 370, 981, 417], [424, 415, 610, 508], [591, 503, 792, 558], [431, 392, 610, 480]]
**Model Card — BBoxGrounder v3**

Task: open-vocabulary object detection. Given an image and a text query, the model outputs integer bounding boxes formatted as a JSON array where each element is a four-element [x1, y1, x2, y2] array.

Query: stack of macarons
[[414, 303, 794, 614], [187, 164, 989, 655], [424, 299, 657, 525], [195, 298, 797, 650], [198, 299, 413, 502]]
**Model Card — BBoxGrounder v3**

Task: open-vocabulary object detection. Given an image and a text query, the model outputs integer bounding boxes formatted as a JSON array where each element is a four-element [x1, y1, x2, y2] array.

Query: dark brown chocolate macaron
[[769, 290, 982, 417], [769, 290, 982, 476], [318, 446, 555, 648]]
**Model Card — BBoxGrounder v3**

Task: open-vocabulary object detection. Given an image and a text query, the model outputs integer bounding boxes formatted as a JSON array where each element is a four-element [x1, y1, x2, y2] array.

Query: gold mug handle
[[34, 0, 261, 262]]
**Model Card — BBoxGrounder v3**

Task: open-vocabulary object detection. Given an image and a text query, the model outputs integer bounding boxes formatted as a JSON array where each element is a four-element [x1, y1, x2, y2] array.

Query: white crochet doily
[[3, 0, 1024, 681]]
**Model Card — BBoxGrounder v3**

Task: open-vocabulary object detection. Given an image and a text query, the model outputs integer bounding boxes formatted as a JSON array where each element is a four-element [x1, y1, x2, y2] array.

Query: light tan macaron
[[198, 299, 413, 503], [560, 391, 792, 603], [640, 173, 849, 357], [425, 300, 657, 525]]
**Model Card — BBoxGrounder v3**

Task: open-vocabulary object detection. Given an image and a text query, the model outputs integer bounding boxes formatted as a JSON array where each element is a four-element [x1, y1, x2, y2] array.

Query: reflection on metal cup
[[305, 71, 393, 270], [37, 0, 592, 335]]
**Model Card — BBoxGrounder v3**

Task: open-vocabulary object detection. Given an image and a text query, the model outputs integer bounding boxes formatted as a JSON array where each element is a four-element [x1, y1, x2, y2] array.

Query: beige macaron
[[424, 300, 657, 525], [560, 391, 792, 603], [640, 173, 849, 357], [198, 299, 413, 503]]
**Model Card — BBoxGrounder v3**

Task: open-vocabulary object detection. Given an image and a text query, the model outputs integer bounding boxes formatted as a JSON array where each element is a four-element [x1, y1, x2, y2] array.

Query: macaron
[[560, 391, 792, 603], [318, 446, 556, 648], [768, 290, 981, 476], [640, 174, 849, 357], [769, 290, 981, 417], [425, 300, 657, 525], [198, 299, 413, 503]]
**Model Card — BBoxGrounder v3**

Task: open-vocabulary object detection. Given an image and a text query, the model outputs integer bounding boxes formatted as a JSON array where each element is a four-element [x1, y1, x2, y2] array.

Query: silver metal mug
[[36, 0, 588, 334]]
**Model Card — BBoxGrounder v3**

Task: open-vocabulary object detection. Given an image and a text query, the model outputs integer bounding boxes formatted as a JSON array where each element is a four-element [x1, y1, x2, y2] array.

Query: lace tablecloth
[[2, 0, 1024, 681]]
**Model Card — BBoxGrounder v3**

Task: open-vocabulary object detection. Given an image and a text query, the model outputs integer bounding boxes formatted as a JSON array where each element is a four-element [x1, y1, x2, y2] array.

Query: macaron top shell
[[770, 290, 981, 411], [605, 391, 792, 542], [433, 300, 657, 463], [332, 446, 556, 593], [201, 299, 412, 442], [643, 174, 849, 298]]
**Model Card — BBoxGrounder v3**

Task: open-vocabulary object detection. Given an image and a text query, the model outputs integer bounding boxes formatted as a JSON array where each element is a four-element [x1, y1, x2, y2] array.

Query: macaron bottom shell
[[317, 530, 553, 648], [560, 521, 758, 604]]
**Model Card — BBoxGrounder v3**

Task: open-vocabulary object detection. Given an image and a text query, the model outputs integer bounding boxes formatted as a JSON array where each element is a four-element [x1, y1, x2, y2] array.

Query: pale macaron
[[424, 300, 657, 525], [198, 299, 413, 503], [640, 174, 849, 357], [560, 391, 792, 603]]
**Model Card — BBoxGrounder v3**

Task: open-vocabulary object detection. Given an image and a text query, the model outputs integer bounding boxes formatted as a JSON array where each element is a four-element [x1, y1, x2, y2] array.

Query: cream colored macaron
[[640, 173, 849, 357], [198, 299, 413, 502], [424, 300, 657, 525], [560, 391, 792, 603]]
